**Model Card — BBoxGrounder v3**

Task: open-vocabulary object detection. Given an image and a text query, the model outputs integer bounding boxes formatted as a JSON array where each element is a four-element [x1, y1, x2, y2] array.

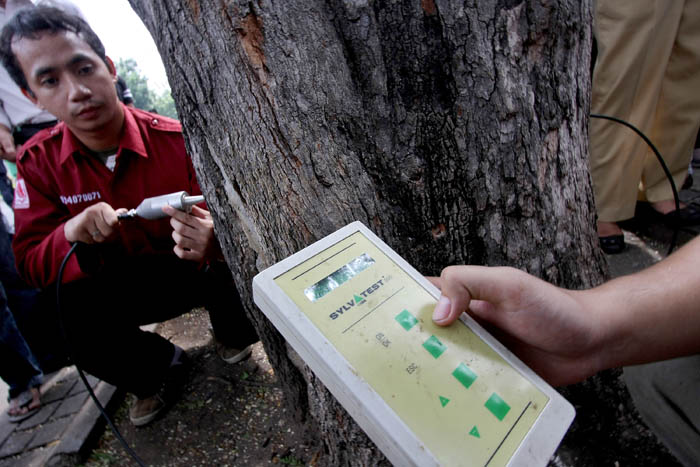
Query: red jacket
[[12, 105, 202, 288]]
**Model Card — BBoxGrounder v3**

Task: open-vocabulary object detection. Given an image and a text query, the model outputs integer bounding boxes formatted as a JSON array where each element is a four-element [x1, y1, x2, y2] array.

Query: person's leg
[[590, 0, 674, 226], [58, 273, 182, 399], [56, 254, 256, 398], [0, 214, 42, 384], [0, 283, 43, 403], [200, 262, 258, 350], [641, 0, 700, 209], [624, 356, 700, 466], [0, 217, 68, 373], [0, 165, 13, 207]]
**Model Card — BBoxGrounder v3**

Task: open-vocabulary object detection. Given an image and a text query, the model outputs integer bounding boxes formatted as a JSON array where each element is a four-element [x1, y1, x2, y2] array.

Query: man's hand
[[0, 124, 17, 162], [64, 202, 121, 244], [163, 204, 215, 262], [430, 266, 604, 386]]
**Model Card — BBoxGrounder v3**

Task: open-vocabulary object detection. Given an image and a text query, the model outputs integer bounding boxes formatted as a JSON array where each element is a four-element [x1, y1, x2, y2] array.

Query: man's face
[[12, 31, 120, 136]]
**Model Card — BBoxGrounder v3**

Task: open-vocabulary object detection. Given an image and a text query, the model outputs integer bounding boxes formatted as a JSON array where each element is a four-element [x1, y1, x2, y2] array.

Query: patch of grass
[[83, 450, 118, 466], [279, 454, 305, 466], [182, 399, 206, 410]]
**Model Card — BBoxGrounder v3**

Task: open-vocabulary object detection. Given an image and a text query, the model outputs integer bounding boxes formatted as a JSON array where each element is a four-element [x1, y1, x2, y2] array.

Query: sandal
[[7, 387, 41, 423]]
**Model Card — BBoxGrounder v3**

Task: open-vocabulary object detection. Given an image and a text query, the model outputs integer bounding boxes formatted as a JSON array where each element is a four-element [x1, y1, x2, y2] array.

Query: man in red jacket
[[0, 7, 258, 426]]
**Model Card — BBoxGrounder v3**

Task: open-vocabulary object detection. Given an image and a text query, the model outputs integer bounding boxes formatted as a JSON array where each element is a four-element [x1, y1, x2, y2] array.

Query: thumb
[[432, 265, 479, 326], [432, 265, 515, 326]]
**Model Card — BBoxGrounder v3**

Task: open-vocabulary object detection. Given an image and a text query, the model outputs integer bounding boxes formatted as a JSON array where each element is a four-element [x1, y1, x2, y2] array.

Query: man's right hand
[[431, 265, 604, 387], [64, 202, 122, 244], [0, 124, 17, 162]]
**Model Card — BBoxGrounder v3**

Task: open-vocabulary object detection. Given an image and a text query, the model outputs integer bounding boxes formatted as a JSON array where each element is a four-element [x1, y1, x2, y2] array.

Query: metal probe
[[117, 191, 205, 220]]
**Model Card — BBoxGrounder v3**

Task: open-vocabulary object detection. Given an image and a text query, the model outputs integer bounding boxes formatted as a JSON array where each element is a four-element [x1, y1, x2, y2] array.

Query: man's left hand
[[163, 204, 215, 262]]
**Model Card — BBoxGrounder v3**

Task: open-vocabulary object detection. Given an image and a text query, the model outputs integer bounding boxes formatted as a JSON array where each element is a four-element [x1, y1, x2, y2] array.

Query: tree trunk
[[128, 1, 631, 465]]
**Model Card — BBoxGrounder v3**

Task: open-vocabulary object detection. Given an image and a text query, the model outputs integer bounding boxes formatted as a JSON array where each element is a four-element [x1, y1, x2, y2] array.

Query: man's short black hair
[[0, 6, 108, 92]]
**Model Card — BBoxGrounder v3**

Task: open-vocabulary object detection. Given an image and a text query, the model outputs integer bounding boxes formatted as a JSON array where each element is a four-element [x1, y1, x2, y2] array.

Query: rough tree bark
[[127, 1, 668, 465]]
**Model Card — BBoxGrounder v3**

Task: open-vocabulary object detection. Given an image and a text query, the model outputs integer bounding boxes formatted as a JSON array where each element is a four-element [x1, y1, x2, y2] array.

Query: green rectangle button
[[452, 362, 477, 389], [395, 309, 418, 331], [422, 335, 447, 359], [485, 393, 511, 421]]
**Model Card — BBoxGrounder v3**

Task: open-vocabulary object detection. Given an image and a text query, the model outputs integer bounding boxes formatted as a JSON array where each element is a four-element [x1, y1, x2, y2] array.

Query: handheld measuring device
[[253, 222, 574, 466]]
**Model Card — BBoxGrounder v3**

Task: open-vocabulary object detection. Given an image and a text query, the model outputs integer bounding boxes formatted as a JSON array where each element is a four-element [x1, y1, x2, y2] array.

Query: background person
[[590, 1, 700, 254], [0, 6, 258, 427], [0, 0, 60, 421]]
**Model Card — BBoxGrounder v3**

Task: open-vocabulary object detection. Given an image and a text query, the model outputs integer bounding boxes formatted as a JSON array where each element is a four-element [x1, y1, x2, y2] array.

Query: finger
[[172, 230, 202, 251], [169, 215, 203, 242], [93, 210, 116, 239], [433, 265, 522, 326], [87, 203, 119, 241], [437, 266, 536, 330], [100, 204, 120, 227], [162, 204, 195, 227], [173, 243, 205, 261], [171, 228, 208, 254], [432, 265, 477, 326], [80, 229, 98, 244], [190, 205, 211, 220], [93, 216, 110, 239]]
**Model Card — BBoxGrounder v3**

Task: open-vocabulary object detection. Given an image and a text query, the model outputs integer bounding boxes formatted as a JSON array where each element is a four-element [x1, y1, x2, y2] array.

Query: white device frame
[[253, 221, 574, 466]]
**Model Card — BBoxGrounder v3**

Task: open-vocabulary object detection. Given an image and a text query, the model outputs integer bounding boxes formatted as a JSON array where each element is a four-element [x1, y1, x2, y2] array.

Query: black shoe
[[682, 174, 693, 190], [657, 203, 700, 227], [599, 234, 625, 254], [635, 201, 700, 227]]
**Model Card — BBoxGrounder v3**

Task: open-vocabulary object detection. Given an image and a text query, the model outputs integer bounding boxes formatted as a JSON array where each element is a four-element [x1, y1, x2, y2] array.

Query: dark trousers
[[0, 282, 43, 400], [0, 217, 48, 399], [56, 254, 258, 398], [0, 217, 67, 373]]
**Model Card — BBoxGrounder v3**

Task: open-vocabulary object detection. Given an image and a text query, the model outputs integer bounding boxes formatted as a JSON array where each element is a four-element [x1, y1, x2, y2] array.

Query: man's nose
[[67, 77, 91, 101]]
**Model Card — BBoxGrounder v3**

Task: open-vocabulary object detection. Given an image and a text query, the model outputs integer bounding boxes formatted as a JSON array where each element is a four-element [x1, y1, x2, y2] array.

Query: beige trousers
[[590, 0, 700, 222]]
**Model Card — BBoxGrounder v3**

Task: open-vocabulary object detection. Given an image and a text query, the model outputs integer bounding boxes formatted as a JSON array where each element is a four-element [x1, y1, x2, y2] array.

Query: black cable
[[56, 243, 146, 467], [590, 113, 680, 256]]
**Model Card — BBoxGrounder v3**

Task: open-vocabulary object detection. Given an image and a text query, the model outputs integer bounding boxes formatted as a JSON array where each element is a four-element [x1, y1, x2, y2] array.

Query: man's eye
[[40, 77, 58, 87], [78, 65, 93, 75]]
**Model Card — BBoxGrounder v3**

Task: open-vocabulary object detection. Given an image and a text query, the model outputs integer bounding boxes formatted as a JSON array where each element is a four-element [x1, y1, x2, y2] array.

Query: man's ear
[[106, 56, 117, 83], [20, 88, 41, 108]]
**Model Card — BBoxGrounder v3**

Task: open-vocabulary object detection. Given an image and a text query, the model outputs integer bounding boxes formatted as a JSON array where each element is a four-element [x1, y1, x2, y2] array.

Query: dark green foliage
[[116, 58, 178, 119]]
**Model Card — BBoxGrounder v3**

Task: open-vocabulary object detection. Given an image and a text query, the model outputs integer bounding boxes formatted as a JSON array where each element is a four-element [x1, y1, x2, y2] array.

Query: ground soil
[[82, 309, 322, 467]]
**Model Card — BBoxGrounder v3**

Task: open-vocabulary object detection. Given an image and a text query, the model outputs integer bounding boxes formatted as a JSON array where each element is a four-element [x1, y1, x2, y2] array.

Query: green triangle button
[[439, 396, 450, 407], [469, 426, 480, 438], [354, 294, 364, 304]]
